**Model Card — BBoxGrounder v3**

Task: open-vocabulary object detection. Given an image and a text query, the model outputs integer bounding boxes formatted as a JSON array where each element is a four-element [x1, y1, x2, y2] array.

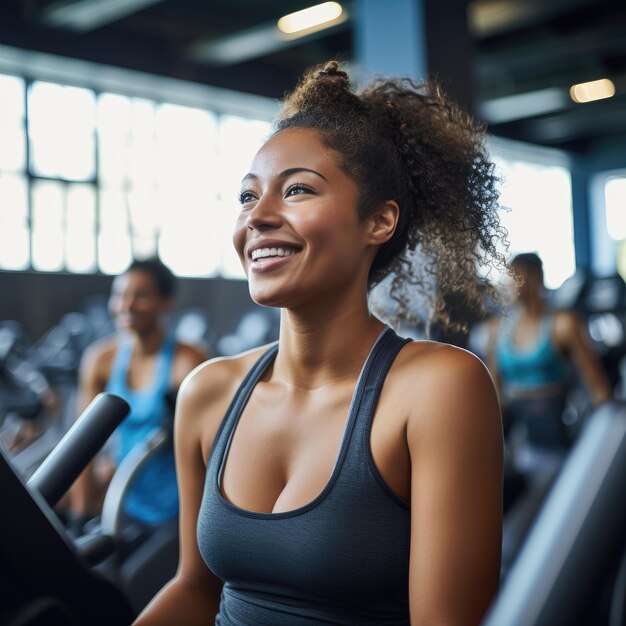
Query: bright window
[[0, 74, 26, 172], [605, 177, 626, 241], [493, 157, 575, 289], [0, 71, 272, 277], [0, 173, 29, 270], [29, 81, 96, 181]]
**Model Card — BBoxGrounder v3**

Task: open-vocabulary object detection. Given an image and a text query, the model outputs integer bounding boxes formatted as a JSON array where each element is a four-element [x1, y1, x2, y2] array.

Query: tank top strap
[[108, 334, 133, 392], [154, 332, 176, 393], [207, 343, 279, 475], [347, 328, 412, 455], [538, 311, 556, 344], [496, 308, 520, 352]]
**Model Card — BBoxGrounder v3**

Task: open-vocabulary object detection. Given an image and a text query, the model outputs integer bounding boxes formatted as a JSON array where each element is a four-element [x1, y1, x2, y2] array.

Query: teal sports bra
[[495, 309, 570, 395], [107, 332, 179, 524]]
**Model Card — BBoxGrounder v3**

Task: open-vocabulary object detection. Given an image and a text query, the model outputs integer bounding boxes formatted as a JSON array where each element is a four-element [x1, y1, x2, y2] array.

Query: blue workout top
[[107, 332, 179, 524], [495, 309, 570, 394], [198, 327, 413, 625]]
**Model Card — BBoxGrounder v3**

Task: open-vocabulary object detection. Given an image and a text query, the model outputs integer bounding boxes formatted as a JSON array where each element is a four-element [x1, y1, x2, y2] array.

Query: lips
[[247, 240, 303, 262]]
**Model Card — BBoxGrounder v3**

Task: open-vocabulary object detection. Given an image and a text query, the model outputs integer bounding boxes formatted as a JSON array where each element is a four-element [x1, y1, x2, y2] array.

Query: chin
[[248, 283, 301, 310]]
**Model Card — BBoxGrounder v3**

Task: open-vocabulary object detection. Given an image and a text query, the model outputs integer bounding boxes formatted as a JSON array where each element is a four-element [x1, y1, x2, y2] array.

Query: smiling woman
[[134, 61, 506, 626]]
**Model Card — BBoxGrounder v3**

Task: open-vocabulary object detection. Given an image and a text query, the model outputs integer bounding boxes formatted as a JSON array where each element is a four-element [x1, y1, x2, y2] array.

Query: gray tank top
[[197, 327, 412, 625]]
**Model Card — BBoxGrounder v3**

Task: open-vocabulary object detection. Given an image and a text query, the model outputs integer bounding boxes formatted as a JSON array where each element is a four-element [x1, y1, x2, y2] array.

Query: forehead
[[249, 127, 338, 177]]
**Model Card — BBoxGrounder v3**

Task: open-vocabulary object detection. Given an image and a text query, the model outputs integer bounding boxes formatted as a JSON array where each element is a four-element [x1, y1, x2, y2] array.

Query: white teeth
[[251, 246, 298, 261]]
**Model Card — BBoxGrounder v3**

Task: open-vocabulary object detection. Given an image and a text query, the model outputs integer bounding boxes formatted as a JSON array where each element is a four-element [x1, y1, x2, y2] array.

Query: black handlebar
[[27, 392, 130, 507]]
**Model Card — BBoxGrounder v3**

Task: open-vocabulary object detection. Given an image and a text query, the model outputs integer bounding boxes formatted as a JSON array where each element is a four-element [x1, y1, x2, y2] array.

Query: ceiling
[[1, 0, 625, 153]]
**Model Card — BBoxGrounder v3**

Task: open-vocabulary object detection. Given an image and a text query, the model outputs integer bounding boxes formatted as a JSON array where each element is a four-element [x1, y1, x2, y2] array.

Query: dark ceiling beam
[[39, 0, 167, 33], [468, 0, 607, 39], [423, 0, 475, 114], [505, 97, 626, 143], [476, 23, 626, 86]]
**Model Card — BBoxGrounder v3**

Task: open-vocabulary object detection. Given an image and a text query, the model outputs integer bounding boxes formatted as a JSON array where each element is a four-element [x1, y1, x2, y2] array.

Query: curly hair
[[274, 60, 507, 333]]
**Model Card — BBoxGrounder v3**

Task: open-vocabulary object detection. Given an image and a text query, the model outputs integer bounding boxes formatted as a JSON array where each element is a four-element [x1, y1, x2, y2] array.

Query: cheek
[[298, 206, 359, 250]]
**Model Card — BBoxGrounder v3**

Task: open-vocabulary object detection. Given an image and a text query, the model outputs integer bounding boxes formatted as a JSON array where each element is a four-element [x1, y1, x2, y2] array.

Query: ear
[[366, 200, 400, 246]]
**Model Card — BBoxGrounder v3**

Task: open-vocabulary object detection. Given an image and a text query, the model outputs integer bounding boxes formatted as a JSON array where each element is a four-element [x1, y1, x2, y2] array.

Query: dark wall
[[0, 271, 256, 342]]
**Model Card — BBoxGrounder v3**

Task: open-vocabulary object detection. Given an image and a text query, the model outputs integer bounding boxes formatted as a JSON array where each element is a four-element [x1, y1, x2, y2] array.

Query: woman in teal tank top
[[488, 253, 610, 470], [69, 258, 206, 527], [135, 61, 506, 626]]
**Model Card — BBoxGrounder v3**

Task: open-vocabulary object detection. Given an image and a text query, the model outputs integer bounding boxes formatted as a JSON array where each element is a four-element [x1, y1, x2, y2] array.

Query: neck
[[272, 291, 386, 390], [129, 326, 166, 356], [518, 293, 545, 317]]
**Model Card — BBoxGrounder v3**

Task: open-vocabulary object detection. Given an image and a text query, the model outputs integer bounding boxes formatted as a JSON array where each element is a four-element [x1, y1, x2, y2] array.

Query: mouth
[[248, 245, 303, 272], [250, 245, 302, 262]]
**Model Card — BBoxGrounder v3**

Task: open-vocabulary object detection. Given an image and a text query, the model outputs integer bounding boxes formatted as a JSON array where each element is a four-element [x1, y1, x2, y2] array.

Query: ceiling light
[[278, 2, 344, 36], [570, 78, 615, 103]]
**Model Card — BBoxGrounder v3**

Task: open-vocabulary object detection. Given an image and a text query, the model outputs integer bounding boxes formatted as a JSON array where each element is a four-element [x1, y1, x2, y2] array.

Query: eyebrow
[[241, 167, 328, 185]]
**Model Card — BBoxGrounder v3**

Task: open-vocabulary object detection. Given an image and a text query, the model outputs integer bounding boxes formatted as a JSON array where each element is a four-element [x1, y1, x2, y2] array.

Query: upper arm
[[555, 312, 611, 404], [407, 347, 503, 626], [172, 344, 209, 389], [173, 362, 227, 593], [76, 342, 110, 416]]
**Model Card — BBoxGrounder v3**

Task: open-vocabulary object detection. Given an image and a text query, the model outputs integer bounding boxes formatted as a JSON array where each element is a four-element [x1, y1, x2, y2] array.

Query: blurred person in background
[[67, 257, 206, 534], [486, 252, 611, 478]]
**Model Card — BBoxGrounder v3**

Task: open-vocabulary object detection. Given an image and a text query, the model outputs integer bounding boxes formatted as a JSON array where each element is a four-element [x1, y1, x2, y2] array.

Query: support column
[[353, 0, 475, 113], [570, 160, 593, 272]]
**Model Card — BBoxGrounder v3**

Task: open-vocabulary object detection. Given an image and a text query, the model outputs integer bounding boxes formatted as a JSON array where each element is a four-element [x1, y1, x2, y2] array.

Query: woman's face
[[109, 269, 170, 333], [233, 127, 375, 309]]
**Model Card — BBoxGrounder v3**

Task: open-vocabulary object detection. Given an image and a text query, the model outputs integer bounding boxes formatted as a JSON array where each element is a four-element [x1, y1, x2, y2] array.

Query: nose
[[245, 194, 283, 232], [119, 292, 136, 312]]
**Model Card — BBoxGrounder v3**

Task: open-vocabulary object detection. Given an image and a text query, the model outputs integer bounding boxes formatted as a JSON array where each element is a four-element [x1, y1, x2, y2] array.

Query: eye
[[285, 183, 313, 197], [238, 190, 257, 205]]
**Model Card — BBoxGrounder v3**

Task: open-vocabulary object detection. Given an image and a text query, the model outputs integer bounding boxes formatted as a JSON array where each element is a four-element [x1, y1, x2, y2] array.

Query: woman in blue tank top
[[135, 62, 506, 626], [487, 253, 610, 472], [69, 258, 206, 527]]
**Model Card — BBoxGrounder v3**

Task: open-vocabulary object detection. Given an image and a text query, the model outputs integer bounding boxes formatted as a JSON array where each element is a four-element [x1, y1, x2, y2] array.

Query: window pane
[[158, 188, 216, 276], [0, 74, 26, 172], [494, 158, 574, 289], [155, 104, 219, 276], [605, 177, 626, 241], [127, 99, 157, 187], [127, 187, 159, 259], [155, 104, 218, 187], [99, 188, 132, 274], [98, 93, 132, 187], [32, 180, 65, 271], [29, 81, 96, 180], [66, 184, 96, 273], [0, 173, 29, 269]]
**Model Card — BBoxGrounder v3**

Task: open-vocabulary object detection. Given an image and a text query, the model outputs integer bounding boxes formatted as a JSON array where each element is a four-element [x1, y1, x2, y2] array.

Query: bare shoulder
[[175, 343, 276, 462], [172, 341, 210, 387], [554, 308, 583, 335], [80, 335, 117, 381], [394, 339, 494, 388], [394, 340, 501, 443]]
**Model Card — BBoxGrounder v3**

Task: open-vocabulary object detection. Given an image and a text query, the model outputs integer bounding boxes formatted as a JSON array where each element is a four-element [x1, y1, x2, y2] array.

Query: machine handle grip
[[28, 393, 130, 507]]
